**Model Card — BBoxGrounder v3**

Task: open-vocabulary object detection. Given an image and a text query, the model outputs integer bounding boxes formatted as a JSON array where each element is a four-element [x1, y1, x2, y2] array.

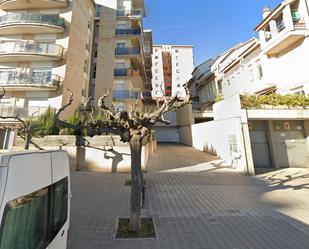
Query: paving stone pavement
[[68, 144, 309, 249]]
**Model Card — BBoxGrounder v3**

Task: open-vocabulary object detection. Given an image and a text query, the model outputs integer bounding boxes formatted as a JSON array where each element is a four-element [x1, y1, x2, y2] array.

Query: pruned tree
[[56, 85, 192, 232]]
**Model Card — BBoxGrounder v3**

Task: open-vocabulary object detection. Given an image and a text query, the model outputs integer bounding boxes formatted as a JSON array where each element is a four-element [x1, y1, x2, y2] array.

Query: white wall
[[179, 117, 249, 174]]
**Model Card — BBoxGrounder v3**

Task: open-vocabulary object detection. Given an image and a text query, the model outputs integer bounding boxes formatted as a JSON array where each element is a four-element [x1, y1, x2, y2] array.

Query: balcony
[[0, 106, 54, 120], [113, 90, 141, 100], [0, 71, 61, 90], [0, 41, 65, 62], [261, 9, 308, 56], [114, 68, 141, 77], [113, 90, 152, 101], [117, 10, 142, 18], [115, 47, 140, 57], [0, 0, 68, 10], [116, 28, 141, 37], [0, 14, 65, 35]]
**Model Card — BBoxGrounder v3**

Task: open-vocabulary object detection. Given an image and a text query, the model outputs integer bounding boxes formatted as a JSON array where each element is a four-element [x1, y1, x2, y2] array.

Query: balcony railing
[[113, 90, 141, 100], [0, 71, 61, 87], [113, 90, 151, 100], [277, 21, 285, 32], [116, 28, 141, 36], [114, 68, 140, 77], [0, 106, 54, 120], [0, 14, 65, 29], [0, 41, 64, 58], [115, 47, 140, 56], [117, 10, 142, 17]]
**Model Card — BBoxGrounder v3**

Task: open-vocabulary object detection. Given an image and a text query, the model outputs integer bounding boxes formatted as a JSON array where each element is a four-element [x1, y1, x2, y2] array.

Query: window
[[257, 65, 263, 79], [291, 9, 300, 22], [176, 69, 180, 73], [117, 43, 126, 49], [0, 177, 68, 249], [217, 80, 223, 93], [155, 56, 159, 59], [177, 84, 181, 87]]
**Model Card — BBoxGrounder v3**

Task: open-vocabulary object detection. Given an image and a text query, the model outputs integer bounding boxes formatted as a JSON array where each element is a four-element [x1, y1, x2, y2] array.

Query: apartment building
[[151, 45, 194, 98], [189, 39, 258, 123], [216, 0, 309, 172], [0, 0, 95, 148], [91, 0, 153, 112], [255, 0, 309, 95]]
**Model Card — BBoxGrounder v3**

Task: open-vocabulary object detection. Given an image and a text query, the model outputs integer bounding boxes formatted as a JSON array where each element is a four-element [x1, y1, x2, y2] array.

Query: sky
[[144, 0, 282, 66]]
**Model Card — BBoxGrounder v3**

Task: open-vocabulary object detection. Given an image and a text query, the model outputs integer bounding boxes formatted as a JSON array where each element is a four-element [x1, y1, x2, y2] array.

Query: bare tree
[[56, 86, 192, 232]]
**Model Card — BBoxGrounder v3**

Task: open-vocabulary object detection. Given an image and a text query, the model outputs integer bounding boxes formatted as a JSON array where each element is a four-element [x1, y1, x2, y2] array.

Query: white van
[[0, 150, 71, 249]]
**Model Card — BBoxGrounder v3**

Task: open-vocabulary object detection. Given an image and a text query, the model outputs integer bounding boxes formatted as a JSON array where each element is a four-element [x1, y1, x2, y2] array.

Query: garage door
[[249, 121, 272, 168], [273, 121, 309, 168], [155, 127, 179, 143]]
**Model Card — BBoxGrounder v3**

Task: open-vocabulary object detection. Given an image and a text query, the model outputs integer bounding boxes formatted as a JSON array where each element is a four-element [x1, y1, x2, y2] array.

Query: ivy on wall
[[240, 94, 309, 109]]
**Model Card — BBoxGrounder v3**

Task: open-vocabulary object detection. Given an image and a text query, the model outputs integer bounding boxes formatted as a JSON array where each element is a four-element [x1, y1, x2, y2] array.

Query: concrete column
[[269, 20, 279, 36], [267, 120, 280, 169], [241, 122, 255, 176], [283, 4, 294, 31], [304, 120, 309, 153], [259, 30, 267, 48]]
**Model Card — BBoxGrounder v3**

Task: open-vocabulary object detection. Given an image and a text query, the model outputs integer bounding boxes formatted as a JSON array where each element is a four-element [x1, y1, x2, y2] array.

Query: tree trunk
[[24, 131, 31, 150], [129, 133, 143, 232]]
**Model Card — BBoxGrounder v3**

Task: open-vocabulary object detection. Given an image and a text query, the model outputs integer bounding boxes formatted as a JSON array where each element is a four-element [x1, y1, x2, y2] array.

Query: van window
[[0, 188, 49, 249], [51, 177, 68, 239], [0, 177, 68, 249]]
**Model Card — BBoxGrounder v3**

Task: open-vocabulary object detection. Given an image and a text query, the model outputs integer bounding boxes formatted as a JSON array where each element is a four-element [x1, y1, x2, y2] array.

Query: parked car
[[0, 150, 71, 249]]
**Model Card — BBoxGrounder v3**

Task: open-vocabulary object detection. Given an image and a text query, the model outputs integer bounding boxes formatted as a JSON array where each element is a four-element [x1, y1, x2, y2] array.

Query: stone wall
[[13, 135, 157, 173]]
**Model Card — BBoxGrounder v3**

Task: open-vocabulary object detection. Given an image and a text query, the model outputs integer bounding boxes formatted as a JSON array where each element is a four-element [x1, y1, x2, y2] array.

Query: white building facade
[[151, 45, 194, 98]]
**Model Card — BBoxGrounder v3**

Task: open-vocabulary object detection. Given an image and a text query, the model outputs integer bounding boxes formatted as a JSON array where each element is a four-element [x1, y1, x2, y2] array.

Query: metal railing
[[117, 10, 142, 17], [0, 71, 61, 87], [277, 21, 285, 32], [0, 41, 64, 58], [0, 13, 65, 29], [113, 90, 152, 100], [114, 68, 140, 77], [115, 47, 140, 56], [0, 106, 54, 119], [116, 28, 141, 36]]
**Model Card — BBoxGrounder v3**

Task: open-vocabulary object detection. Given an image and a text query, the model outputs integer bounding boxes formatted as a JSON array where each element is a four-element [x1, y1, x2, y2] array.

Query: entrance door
[[249, 121, 272, 168]]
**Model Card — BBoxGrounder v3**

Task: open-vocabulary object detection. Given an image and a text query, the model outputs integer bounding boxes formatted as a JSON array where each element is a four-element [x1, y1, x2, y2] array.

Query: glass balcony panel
[[116, 10, 142, 17], [116, 28, 141, 36], [115, 47, 140, 56], [0, 105, 54, 119], [0, 0, 68, 10], [114, 68, 140, 77], [113, 90, 141, 100], [0, 41, 63, 58], [0, 14, 65, 29], [0, 71, 59, 87]]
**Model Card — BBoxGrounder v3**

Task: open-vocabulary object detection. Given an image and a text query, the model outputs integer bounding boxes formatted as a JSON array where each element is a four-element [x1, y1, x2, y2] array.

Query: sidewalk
[[68, 144, 309, 249]]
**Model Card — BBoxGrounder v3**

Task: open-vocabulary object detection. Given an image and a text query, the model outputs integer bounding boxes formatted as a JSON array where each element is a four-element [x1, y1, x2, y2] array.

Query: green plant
[[66, 110, 86, 135], [29, 107, 59, 137], [215, 95, 223, 103], [240, 94, 309, 109]]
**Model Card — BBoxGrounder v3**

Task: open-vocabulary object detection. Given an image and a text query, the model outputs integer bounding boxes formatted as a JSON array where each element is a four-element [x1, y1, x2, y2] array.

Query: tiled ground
[[68, 144, 309, 249]]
